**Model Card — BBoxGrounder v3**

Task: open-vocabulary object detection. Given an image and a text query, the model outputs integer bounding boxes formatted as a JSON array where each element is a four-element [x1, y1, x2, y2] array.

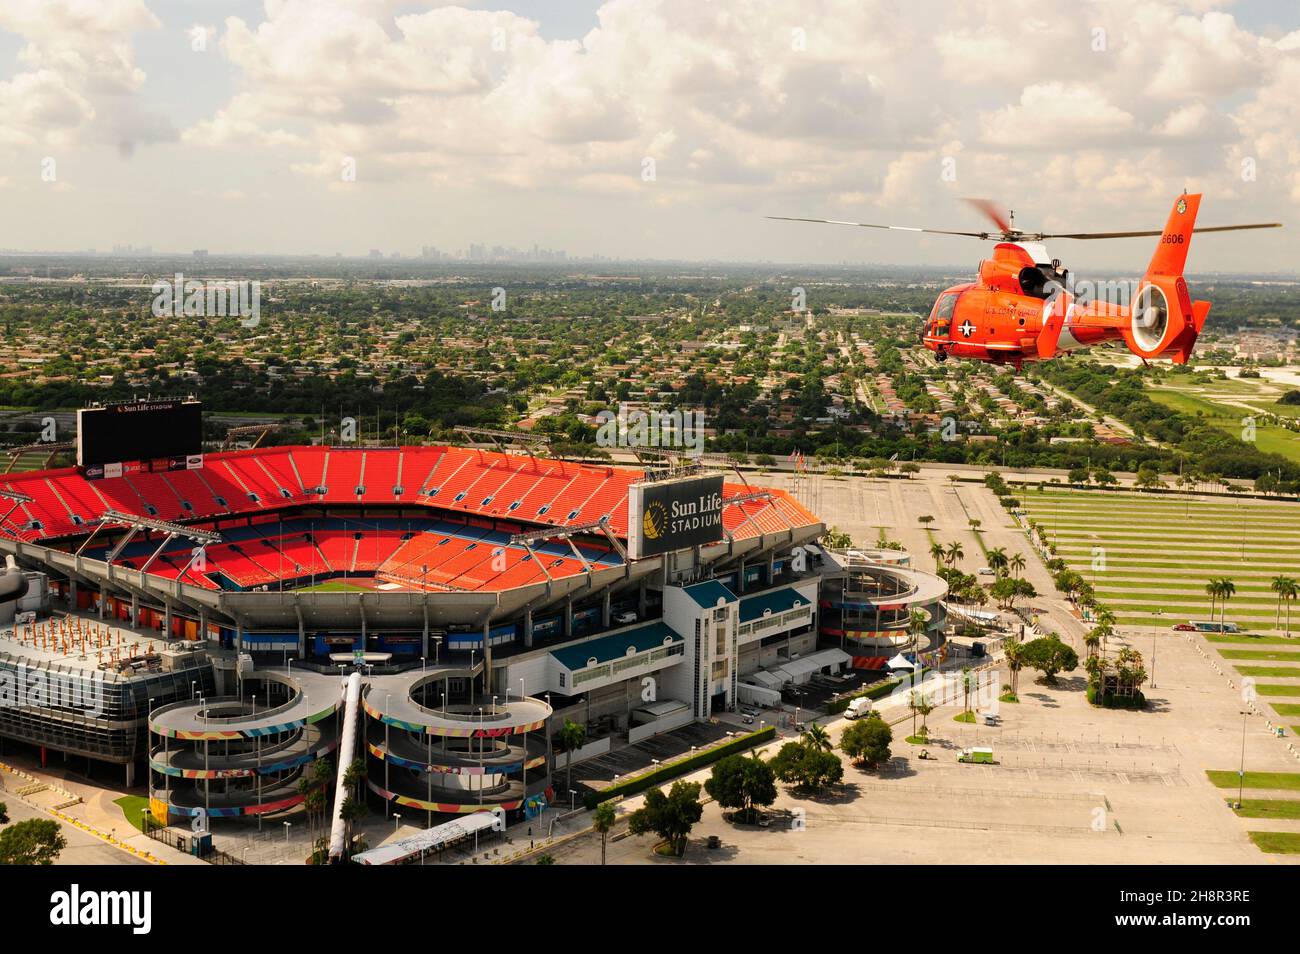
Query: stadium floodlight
[[0, 488, 35, 528], [221, 423, 281, 451], [452, 426, 550, 454], [2, 441, 75, 475], [508, 514, 627, 567], [99, 509, 223, 545], [628, 447, 714, 481]]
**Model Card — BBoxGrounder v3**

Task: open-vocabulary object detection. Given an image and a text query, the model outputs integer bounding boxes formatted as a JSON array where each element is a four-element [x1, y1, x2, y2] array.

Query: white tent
[[886, 653, 916, 671]]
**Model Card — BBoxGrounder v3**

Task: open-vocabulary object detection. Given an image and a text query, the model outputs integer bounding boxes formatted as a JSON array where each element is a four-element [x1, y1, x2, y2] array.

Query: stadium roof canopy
[[738, 584, 810, 623], [549, 621, 681, 672]]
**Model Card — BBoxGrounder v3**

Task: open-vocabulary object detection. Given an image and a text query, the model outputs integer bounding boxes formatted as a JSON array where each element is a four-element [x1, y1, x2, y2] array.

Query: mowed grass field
[[1147, 377, 1300, 465], [1020, 488, 1300, 635]]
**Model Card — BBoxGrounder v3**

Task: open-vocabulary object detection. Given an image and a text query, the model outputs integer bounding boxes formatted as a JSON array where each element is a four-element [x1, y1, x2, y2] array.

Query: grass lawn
[[1272, 704, 1300, 716], [1248, 831, 1300, 854], [1208, 634, 1300, 646], [294, 581, 370, 592], [953, 712, 976, 724], [1218, 650, 1300, 662], [114, 794, 151, 832], [1148, 389, 1300, 465], [1229, 798, 1300, 819], [1235, 666, 1300, 677], [1207, 770, 1300, 791], [1255, 684, 1300, 697]]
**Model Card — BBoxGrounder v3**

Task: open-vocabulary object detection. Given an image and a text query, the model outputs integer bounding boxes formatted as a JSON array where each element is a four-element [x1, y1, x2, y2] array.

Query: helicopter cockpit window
[[933, 293, 958, 324]]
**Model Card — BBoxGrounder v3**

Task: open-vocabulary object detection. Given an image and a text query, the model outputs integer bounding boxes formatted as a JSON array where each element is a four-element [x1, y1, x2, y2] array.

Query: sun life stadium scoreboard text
[[627, 473, 725, 560], [76, 400, 203, 469]]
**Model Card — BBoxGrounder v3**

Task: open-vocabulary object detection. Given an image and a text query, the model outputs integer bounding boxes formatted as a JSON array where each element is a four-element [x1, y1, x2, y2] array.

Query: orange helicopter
[[770, 193, 1280, 369]]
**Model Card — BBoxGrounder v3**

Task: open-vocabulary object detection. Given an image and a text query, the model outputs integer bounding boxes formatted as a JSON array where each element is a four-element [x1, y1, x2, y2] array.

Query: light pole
[[393, 812, 401, 833], [1237, 710, 1249, 810], [1152, 609, 1161, 689], [283, 821, 291, 844]]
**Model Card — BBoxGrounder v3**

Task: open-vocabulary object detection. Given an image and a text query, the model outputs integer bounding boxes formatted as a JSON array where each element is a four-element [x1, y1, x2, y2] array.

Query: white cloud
[[0, 0, 173, 153]]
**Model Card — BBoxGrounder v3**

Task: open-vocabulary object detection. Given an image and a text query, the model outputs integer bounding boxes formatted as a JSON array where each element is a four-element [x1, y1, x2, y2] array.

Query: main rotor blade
[[765, 216, 987, 238], [961, 197, 1011, 233], [1039, 223, 1282, 240]]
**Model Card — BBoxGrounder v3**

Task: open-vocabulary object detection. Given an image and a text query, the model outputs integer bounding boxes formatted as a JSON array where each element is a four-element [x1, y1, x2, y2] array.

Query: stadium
[[0, 400, 946, 845]]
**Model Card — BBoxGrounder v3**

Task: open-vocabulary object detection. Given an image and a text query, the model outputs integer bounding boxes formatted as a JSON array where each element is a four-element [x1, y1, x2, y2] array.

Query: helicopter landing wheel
[[935, 348, 947, 362]]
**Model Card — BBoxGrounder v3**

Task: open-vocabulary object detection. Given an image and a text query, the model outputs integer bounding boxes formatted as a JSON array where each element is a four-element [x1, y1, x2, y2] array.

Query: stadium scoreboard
[[627, 472, 725, 559], [76, 400, 203, 469]]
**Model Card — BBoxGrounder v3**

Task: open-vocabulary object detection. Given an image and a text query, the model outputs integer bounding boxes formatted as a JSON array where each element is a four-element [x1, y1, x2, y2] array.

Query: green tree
[[840, 714, 892, 768], [907, 688, 934, 738], [1019, 634, 1079, 685], [0, 818, 67, 865], [769, 741, 844, 793], [1003, 640, 1025, 695], [558, 718, 587, 793], [627, 781, 704, 857], [704, 753, 777, 824], [592, 801, 617, 866], [339, 795, 367, 858], [801, 722, 832, 752], [986, 547, 1009, 576], [929, 542, 945, 570]]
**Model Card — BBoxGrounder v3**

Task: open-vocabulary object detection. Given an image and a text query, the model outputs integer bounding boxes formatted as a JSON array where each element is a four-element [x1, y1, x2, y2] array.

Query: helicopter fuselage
[[922, 242, 1130, 368]]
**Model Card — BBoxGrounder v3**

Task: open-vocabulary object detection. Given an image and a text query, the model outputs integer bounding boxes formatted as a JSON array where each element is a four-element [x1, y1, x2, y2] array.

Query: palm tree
[[945, 541, 965, 567], [1283, 580, 1298, 638], [907, 689, 923, 738], [1218, 578, 1236, 629], [1004, 640, 1024, 695], [911, 692, 934, 737], [1205, 579, 1220, 623], [929, 542, 945, 570], [592, 801, 617, 865], [802, 723, 832, 752], [1009, 553, 1026, 578], [558, 718, 587, 793], [961, 667, 975, 717], [986, 547, 1008, 576], [908, 608, 929, 648], [339, 795, 367, 860], [1271, 576, 1296, 631], [1083, 628, 1101, 659], [918, 514, 935, 530]]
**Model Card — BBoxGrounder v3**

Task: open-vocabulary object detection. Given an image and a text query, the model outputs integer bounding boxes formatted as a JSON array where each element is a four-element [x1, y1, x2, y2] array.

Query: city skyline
[[1, 1, 1299, 272]]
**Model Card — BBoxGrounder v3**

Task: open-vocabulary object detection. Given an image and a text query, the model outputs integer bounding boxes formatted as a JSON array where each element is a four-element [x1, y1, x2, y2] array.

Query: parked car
[[1172, 623, 1196, 632], [613, 610, 638, 625], [977, 567, 994, 576]]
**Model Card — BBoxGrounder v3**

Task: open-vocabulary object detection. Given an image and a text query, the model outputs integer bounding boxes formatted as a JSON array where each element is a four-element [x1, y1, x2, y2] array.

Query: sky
[[2, 0, 1300, 272]]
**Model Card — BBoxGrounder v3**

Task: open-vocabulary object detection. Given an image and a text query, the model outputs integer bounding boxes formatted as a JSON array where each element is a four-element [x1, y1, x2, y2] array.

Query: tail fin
[[1146, 192, 1199, 277], [1122, 192, 1208, 364]]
